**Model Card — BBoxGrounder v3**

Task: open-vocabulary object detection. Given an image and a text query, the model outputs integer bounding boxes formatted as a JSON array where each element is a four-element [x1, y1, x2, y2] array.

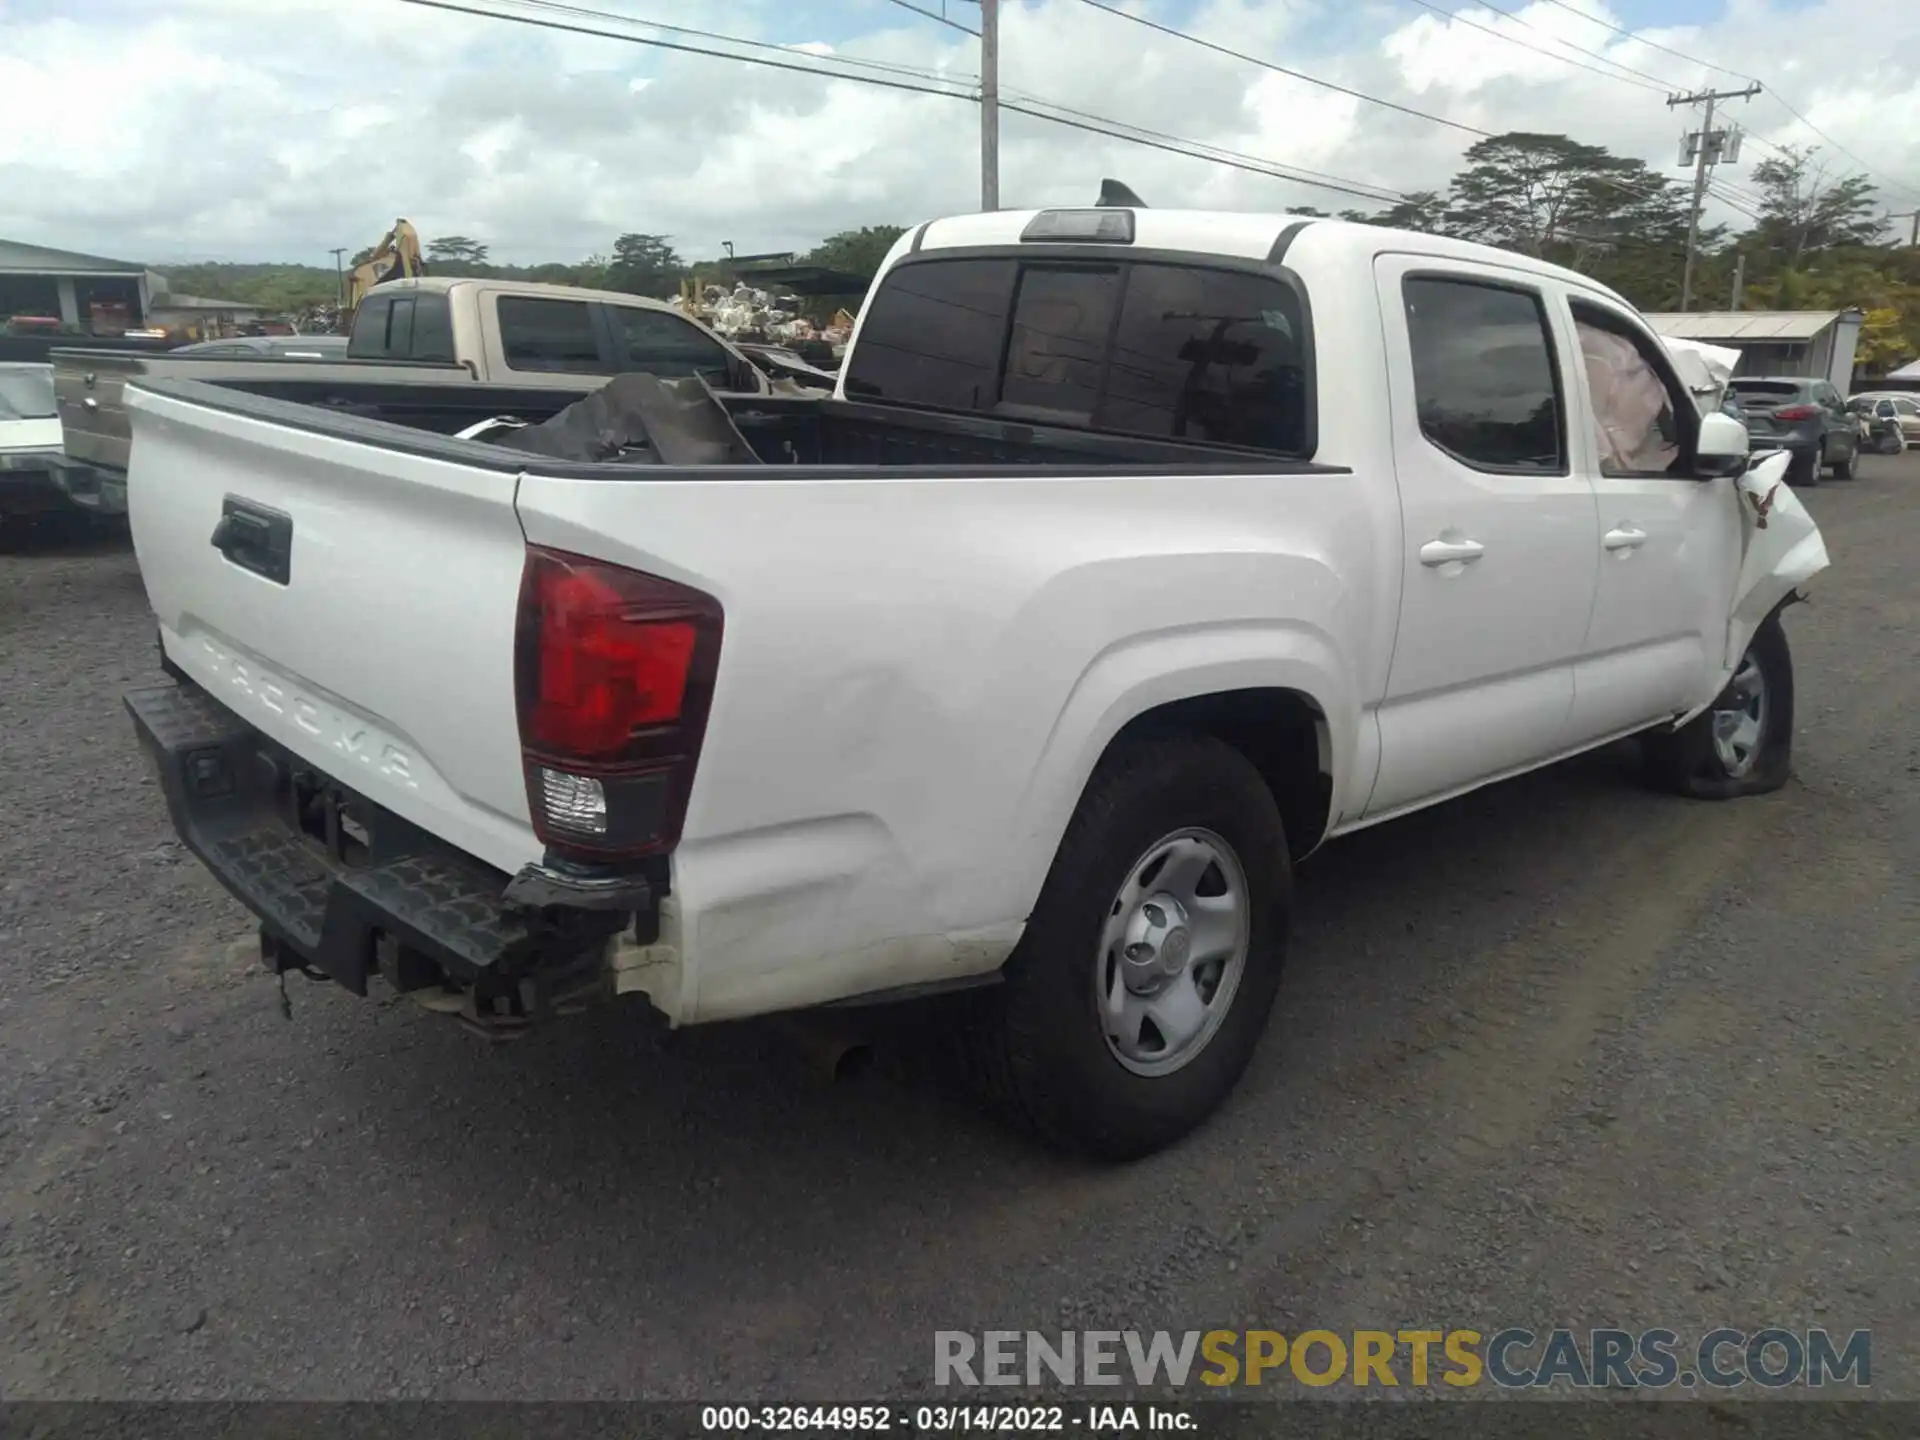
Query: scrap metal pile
[[671, 281, 854, 353]]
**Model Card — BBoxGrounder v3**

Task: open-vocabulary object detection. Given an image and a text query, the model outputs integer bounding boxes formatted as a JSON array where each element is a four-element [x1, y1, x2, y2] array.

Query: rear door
[[124, 383, 539, 875], [1812, 380, 1854, 457], [1562, 293, 1742, 740], [1364, 256, 1599, 818]]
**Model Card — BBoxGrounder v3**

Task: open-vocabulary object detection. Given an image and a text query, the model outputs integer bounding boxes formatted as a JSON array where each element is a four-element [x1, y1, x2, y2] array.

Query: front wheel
[[965, 735, 1289, 1159], [1642, 612, 1796, 799]]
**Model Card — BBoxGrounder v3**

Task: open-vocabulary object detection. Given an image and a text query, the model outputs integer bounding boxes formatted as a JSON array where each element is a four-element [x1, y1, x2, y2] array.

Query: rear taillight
[[514, 546, 722, 861], [1772, 404, 1819, 421]]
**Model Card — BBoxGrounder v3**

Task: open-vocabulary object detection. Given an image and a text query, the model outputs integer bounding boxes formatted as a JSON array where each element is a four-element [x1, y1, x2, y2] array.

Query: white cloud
[[1, 0, 1916, 267]]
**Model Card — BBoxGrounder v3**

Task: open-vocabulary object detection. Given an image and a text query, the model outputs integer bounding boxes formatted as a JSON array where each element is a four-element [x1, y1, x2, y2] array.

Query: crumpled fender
[[1675, 449, 1830, 727]]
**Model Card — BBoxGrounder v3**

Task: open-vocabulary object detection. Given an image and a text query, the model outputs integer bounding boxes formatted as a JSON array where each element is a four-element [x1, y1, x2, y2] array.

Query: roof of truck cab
[[368, 276, 683, 311], [909, 208, 1630, 302]]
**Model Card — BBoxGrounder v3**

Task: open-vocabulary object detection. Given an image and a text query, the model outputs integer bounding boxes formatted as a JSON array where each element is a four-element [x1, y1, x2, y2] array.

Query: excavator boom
[[344, 219, 428, 320]]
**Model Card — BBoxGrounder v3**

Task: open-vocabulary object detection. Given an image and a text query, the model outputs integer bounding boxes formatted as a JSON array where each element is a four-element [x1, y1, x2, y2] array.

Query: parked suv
[[1726, 376, 1859, 483]]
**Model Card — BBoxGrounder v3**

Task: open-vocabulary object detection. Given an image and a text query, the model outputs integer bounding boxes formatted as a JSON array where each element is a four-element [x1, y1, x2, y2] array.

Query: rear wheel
[[1831, 452, 1855, 479], [1790, 450, 1820, 487], [1642, 612, 1795, 799], [965, 735, 1289, 1159]]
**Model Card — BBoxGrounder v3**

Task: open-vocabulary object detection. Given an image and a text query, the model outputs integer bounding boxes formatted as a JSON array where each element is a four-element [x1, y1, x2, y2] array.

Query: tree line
[[154, 132, 1920, 369]]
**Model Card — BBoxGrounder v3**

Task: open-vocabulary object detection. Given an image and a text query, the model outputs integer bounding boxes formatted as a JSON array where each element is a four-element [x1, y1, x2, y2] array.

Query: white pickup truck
[[120, 202, 1826, 1158]]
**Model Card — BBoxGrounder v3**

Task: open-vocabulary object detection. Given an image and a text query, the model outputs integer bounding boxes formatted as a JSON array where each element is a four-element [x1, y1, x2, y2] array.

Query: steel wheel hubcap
[[1097, 828, 1250, 1077], [1711, 652, 1768, 779]]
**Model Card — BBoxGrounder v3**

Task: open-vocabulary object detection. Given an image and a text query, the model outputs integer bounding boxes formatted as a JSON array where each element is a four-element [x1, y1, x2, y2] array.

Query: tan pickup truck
[[52, 277, 800, 516]]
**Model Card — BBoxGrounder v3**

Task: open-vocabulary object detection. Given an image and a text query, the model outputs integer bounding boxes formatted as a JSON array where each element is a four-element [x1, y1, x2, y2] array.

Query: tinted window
[[1403, 278, 1563, 473], [386, 297, 415, 358], [609, 305, 732, 381], [346, 295, 393, 359], [1729, 380, 1801, 400], [1000, 266, 1119, 421], [1572, 303, 1685, 477], [1098, 264, 1307, 454], [840, 258, 1016, 409], [410, 295, 454, 363], [498, 297, 602, 373]]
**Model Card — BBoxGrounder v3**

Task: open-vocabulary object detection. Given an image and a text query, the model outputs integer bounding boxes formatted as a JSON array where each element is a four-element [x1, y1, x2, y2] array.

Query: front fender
[[1676, 450, 1829, 727]]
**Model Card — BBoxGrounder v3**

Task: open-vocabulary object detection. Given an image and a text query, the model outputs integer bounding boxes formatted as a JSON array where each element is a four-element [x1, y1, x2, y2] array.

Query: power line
[[1441, 0, 1684, 93], [1070, 0, 1495, 138], [1529, 0, 1731, 79], [999, 88, 1403, 203], [400, 0, 1411, 206], [1396, 0, 1667, 92], [1762, 95, 1920, 204], [1706, 183, 1761, 220], [880, 0, 979, 39], [1528, 0, 1918, 201], [451, 0, 979, 85], [999, 100, 1406, 203]]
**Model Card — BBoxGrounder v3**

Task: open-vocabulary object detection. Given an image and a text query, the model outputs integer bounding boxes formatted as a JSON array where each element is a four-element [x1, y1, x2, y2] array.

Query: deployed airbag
[[490, 373, 762, 466]]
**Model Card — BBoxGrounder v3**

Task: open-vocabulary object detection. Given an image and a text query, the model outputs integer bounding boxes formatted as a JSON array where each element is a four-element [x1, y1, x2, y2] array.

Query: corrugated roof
[[1642, 310, 1849, 342], [0, 238, 147, 275]]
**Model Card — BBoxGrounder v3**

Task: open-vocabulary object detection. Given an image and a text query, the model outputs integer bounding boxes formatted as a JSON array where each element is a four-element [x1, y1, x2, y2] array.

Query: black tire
[[1789, 450, 1820, 487], [1641, 610, 1795, 799], [1830, 451, 1855, 480], [964, 735, 1289, 1160]]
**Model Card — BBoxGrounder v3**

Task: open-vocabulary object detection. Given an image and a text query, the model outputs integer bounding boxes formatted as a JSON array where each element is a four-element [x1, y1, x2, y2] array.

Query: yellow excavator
[[343, 219, 427, 321]]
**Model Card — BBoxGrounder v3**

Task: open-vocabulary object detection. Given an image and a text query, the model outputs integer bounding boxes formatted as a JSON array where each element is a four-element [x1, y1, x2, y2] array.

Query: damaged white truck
[[120, 199, 1826, 1158]]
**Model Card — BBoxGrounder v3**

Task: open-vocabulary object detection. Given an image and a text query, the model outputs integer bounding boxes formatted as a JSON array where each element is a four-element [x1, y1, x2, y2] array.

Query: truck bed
[[139, 373, 1340, 475]]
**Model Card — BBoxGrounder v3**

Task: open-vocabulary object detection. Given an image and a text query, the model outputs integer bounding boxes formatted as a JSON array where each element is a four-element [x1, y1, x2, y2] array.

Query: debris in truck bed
[[486, 372, 762, 467]]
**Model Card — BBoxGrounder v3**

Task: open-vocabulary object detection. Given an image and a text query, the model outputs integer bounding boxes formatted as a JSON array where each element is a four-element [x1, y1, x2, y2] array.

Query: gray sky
[[3, 0, 1916, 267]]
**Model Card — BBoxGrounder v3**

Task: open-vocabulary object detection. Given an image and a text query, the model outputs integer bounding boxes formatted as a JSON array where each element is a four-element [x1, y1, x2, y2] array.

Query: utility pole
[[980, 0, 999, 211], [1729, 250, 1746, 310], [1892, 211, 1920, 246], [1668, 83, 1761, 310], [329, 247, 347, 308]]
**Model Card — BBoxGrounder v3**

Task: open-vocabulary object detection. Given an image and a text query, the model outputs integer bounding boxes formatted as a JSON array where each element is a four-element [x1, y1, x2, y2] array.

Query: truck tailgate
[[124, 382, 539, 875], [52, 351, 139, 472]]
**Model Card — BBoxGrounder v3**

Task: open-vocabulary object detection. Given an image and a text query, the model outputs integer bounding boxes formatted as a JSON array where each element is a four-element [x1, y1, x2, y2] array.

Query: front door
[[1561, 294, 1743, 742], [1363, 256, 1600, 819]]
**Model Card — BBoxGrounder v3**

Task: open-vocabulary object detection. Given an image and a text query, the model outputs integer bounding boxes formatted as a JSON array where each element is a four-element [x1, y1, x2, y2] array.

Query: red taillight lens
[[1772, 404, 1819, 421], [515, 546, 722, 860]]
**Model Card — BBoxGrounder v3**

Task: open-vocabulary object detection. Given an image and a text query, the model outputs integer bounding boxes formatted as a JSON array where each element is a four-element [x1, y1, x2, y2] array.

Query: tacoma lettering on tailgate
[[198, 637, 418, 788]]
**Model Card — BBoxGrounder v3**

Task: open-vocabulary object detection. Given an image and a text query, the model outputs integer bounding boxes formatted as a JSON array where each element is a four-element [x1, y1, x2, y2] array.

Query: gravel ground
[[1, 455, 1916, 1403]]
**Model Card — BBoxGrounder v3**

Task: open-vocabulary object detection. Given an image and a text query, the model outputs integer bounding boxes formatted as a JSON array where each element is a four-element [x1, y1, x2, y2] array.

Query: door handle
[[1603, 525, 1648, 552], [1419, 537, 1485, 567]]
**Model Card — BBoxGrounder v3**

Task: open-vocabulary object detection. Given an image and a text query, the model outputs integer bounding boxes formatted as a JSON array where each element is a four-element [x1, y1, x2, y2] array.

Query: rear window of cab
[[842, 255, 1312, 458]]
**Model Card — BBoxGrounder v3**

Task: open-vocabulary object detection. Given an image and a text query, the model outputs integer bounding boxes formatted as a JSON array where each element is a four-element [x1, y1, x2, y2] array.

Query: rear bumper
[[49, 460, 127, 515], [126, 676, 642, 1009], [0, 448, 73, 514]]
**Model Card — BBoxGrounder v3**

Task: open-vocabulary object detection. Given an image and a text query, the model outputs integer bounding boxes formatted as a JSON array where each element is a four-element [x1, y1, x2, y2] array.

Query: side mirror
[[1695, 410, 1749, 478]]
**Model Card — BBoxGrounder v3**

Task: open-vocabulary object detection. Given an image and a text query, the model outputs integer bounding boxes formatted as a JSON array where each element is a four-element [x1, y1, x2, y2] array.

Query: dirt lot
[[1, 455, 1916, 1402]]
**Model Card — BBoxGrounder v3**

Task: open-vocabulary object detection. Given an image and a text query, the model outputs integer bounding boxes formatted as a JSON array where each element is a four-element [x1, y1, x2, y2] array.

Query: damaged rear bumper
[[126, 677, 646, 1025]]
